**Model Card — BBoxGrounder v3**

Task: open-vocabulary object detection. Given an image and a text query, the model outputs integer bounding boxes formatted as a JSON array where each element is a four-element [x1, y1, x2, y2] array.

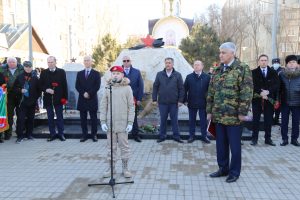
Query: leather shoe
[[226, 175, 239, 183], [187, 137, 194, 143], [47, 135, 56, 142], [291, 140, 300, 147], [92, 136, 98, 142], [280, 140, 288, 146], [265, 140, 276, 146], [250, 140, 257, 146], [0, 138, 4, 143], [200, 136, 210, 144], [209, 169, 229, 178], [133, 135, 142, 142], [173, 137, 184, 143], [80, 137, 88, 142], [58, 135, 66, 141], [157, 138, 166, 143]]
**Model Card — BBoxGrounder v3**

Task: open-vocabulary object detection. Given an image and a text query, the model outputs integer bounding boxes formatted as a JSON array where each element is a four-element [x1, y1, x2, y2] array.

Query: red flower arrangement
[[61, 98, 67, 105]]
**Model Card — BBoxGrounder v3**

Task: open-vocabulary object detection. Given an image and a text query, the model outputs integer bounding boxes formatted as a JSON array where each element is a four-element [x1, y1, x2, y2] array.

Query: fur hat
[[285, 55, 298, 64]]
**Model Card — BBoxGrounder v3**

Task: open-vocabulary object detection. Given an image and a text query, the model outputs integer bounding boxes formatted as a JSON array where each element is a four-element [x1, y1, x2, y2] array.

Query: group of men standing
[[0, 41, 299, 183], [250, 54, 300, 147], [0, 56, 69, 143]]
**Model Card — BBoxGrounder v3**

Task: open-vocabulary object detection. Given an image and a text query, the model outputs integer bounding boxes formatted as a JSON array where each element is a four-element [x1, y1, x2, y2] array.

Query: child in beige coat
[[100, 66, 135, 178]]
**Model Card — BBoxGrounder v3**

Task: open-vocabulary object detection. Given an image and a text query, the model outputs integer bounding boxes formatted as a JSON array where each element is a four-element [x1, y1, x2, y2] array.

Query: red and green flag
[[0, 84, 9, 132]]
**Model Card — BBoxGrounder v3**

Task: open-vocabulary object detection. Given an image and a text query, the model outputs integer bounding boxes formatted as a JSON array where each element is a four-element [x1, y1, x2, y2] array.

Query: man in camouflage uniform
[[207, 42, 253, 183], [0, 57, 24, 141]]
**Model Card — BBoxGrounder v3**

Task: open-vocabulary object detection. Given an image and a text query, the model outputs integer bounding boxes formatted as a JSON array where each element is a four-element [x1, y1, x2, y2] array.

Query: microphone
[[112, 78, 117, 83], [106, 78, 118, 88]]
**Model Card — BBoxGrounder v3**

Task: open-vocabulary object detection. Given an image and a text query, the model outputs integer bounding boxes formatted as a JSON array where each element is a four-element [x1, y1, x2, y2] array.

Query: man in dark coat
[[251, 54, 279, 146], [184, 60, 210, 143], [0, 57, 23, 140], [271, 58, 282, 125], [13, 61, 40, 143], [122, 55, 144, 142], [39, 56, 68, 142], [152, 57, 184, 143], [75, 55, 101, 142], [279, 55, 300, 146]]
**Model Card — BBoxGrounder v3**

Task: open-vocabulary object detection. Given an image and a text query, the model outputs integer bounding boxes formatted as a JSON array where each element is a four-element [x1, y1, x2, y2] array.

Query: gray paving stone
[[0, 125, 300, 200]]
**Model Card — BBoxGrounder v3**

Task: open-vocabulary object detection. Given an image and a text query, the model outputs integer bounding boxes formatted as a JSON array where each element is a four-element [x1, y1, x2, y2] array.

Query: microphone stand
[[88, 83, 134, 198]]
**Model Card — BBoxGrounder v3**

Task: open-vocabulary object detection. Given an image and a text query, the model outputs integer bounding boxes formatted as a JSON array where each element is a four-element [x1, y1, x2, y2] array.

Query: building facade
[[222, 0, 300, 67]]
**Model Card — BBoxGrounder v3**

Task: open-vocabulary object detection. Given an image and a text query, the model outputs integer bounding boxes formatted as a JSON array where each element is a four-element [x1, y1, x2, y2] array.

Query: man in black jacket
[[271, 58, 282, 125], [152, 57, 184, 143], [279, 55, 300, 146], [13, 61, 40, 143], [184, 60, 210, 143], [75, 55, 101, 142], [122, 55, 144, 142], [251, 54, 279, 146], [40, 56, 68, 142], [0, 57, 23, 140]]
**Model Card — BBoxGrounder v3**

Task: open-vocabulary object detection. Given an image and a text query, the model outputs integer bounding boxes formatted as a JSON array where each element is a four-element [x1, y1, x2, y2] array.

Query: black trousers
[[80, 110, 98, 138], [252, 100, 274, 141], [16, 105, 36, 139], [131, 106, 139, 137]]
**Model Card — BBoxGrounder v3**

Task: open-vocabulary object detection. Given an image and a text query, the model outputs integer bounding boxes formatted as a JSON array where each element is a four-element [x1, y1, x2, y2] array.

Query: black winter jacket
[[279, 69, 300, 106], [152, 68, 184, 104]]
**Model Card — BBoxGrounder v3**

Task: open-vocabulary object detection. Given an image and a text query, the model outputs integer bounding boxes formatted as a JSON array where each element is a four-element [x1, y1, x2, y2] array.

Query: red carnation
[[274, 101, 280, 110], [61, 98, 67, 105], [52, 82, 59, 87], [4, 76, 8, 83]]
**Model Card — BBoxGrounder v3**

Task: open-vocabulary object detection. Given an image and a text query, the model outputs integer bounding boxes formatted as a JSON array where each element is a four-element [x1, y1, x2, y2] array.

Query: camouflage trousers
[[106, 131, 130, 162]]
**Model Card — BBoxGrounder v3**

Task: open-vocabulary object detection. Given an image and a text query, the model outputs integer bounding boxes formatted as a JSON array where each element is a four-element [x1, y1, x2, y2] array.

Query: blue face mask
[[273, 63, 280, 70]]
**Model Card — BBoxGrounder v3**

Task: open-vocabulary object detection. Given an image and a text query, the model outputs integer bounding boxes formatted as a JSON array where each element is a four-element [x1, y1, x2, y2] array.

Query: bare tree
[[207, 4, 222, 36]]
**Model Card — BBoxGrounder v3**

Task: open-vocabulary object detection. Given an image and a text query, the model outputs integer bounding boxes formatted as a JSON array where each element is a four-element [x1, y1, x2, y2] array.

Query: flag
[[0, 84, 9, 132], [207, 120, 216, 139]]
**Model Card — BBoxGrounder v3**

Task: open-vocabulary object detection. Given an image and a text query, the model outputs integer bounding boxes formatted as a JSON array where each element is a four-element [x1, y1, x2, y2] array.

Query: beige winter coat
[[100, 77, 135, 133]]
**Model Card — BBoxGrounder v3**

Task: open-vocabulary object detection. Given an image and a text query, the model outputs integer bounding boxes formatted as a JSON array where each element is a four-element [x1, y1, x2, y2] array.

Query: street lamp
[[28, 0, 33, 63]]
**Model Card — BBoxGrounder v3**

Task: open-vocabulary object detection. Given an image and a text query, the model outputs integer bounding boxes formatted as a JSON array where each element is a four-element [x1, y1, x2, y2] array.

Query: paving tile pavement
[[0, 125, 300, 200]]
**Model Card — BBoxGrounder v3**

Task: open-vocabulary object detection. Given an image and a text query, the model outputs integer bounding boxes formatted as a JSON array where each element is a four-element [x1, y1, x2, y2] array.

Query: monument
[[148, 0, 194, 48]]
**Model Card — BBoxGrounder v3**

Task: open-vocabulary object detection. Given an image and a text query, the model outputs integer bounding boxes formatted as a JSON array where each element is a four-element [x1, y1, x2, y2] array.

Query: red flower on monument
[[141, 34, 155, 47], [61, 98, 67, 105]]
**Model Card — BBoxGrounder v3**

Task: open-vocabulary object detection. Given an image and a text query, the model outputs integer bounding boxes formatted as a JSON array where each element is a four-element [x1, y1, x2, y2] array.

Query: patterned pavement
[[0, 125, 299, 200]]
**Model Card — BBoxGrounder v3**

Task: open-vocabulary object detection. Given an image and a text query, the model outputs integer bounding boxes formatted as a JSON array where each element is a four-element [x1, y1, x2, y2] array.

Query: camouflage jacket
[[206, 59, 253, 125], [0, 64, 24, 93]]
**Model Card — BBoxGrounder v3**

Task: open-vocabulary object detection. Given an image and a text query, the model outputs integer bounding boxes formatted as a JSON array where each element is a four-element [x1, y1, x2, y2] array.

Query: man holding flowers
[[40, 56, 68, 141]]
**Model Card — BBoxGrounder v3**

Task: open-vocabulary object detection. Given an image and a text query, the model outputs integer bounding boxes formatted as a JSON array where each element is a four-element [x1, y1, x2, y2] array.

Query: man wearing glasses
[[122, 56, 144, 142]]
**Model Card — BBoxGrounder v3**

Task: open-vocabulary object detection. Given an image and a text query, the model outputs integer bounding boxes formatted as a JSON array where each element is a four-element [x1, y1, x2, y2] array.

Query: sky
[[105, 0, 227, 43]]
